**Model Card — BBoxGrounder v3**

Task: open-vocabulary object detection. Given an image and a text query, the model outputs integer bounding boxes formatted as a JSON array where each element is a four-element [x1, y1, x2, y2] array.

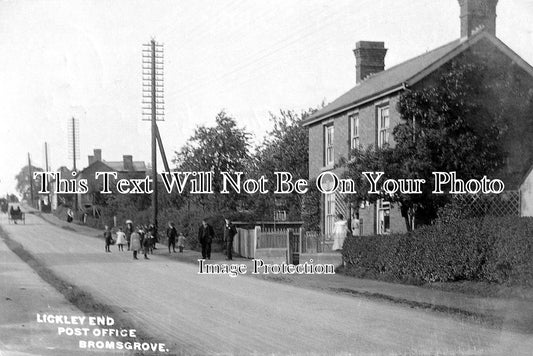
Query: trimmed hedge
[[343, 216, 533, 286]]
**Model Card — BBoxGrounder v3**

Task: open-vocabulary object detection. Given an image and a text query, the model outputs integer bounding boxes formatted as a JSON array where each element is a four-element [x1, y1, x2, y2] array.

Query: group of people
[[103, 221, 185, 260], [103, 217, 239, 261], [198, 218, 237, 260]]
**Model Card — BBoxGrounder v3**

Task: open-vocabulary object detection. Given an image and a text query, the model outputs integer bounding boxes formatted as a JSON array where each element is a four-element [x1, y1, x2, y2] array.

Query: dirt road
[[0, 217, 123, 356], [2, 213, 532, 355]]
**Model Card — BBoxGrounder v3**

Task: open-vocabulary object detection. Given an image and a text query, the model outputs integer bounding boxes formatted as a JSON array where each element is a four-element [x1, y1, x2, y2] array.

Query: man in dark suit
[[198, 219, 214, 259], [166, 222, 178, 253], [223, 218, 237, 260]]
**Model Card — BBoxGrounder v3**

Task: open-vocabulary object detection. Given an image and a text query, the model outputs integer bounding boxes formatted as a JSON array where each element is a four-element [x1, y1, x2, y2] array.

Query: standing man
[[198, 219, 214, 260], [223, 218, 237, 260], [166, 222, 178, 254]]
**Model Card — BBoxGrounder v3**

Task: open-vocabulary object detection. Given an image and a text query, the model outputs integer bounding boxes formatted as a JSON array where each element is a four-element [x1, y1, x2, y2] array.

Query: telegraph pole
[[70, 117, 78, 171], [44, 142, 50, 206], [44, 142, 49, 172], [68, 117, 80, 211], [28, 153, 34, 207], [142, 39, 164, 233]]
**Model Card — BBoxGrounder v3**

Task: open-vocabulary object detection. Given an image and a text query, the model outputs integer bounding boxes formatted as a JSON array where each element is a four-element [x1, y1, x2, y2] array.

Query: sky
[[1, 0, 533, 196]]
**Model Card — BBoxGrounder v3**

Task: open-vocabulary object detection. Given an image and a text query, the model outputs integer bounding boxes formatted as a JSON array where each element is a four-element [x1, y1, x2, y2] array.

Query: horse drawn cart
[[8, 203, 25, 224]]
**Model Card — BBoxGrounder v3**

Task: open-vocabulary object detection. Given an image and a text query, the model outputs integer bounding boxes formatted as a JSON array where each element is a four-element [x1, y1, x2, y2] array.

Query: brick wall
[[308, 123, 323, 179], [333, 113, 350, 164], [358, 203, 375, 236], [307, 93, 405, 235]]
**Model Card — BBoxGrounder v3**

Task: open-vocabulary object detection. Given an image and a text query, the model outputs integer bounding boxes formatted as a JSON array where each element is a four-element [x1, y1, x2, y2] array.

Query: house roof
[[302, 31, 533, 126], [79, 159, 147, 176], [104, 161, 147, 172]]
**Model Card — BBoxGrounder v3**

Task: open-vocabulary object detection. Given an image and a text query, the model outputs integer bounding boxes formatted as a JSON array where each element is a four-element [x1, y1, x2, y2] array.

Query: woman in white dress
[[331, 214, 350, 251]]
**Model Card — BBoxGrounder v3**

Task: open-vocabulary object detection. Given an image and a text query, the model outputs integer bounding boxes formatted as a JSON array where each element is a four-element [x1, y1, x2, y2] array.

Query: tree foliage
[[173, 110, 252, 213], [251, 108, 316, 220], [343, 55, 528, 229], [15, 165, 44, 203]]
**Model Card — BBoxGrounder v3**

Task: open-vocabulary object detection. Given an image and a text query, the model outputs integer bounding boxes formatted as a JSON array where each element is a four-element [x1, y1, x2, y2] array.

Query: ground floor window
[[377, 200, 391, 235], [324, 193, 335, 238]]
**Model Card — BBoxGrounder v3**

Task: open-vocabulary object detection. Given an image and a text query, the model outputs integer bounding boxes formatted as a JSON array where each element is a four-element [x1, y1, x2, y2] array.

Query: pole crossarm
[[141, 38, 165, 232]]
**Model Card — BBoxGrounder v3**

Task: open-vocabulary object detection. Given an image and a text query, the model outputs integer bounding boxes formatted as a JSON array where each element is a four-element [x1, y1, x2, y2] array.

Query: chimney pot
[[123, 155, 133, 171], [93, 149, 102, 162], [458, 0, 498, 38]]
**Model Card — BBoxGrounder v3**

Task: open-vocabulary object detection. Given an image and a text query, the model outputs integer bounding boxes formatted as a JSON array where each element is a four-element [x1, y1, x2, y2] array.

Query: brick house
[[302, 0, 533, 237], [77, 148, 147, 210]]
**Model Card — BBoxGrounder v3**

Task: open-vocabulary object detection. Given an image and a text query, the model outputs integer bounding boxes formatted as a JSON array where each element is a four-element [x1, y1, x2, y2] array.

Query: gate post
[[253, 226, 260, 259], [299, 227, 303, 254], [286, 230, 292, 264]]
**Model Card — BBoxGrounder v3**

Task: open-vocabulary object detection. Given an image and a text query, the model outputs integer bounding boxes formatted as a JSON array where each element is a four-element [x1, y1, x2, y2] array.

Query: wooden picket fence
[[233, 226, 303, 260]]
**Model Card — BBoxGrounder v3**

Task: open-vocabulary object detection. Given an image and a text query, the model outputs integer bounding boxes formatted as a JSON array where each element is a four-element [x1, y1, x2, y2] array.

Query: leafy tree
[[15, 165, 44, 204], [342, 55, 530, 229], [173, 111, 252, 213], [251, 108, 316, 220]]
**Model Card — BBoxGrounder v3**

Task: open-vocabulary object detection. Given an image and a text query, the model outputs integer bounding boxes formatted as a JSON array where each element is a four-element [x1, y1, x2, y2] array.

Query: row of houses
[[46, 1, 533, 240], [302, 0, 533, 237]]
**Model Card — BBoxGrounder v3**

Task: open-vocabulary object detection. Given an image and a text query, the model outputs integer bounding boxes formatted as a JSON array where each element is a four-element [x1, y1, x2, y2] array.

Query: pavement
[[37, 210, 533, 335], [1, 209, 532, 355], [0, 215, 125, 356]]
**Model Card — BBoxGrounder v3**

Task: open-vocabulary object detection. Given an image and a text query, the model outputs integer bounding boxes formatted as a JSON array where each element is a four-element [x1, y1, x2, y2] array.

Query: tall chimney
[[458, 0, 498, 38], [353, 41, 387, 84], [123, 155, 133, 171], [93, 149, 102, 162]]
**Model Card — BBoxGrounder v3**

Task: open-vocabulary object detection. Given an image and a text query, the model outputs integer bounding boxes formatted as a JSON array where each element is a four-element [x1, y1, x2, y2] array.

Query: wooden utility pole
[[44, 142, 49, 171], [27, 153, 34, 207], [142, 39, 164, 233], [44, 142, 50, 206], [68, 117, 80, 211], [150, 40, 158, 232], [72, 117, 77, 171]]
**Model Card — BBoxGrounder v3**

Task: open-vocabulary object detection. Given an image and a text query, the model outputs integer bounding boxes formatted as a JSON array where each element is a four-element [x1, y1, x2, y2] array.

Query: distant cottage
[[302, 0, 533, 237], [77, 148, 147, 210]]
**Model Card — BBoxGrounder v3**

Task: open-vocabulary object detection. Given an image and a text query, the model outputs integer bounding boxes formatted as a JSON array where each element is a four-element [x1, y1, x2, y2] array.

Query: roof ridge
[[358, 38, 461, 85], [302, 33, 496, 126]]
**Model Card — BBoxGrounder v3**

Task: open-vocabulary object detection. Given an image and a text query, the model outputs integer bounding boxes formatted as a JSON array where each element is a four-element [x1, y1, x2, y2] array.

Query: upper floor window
[[274, 210, 287, 222], [350, 113, 360, 150], [378, 106, 390, 148], [324, 124, 334, 166]]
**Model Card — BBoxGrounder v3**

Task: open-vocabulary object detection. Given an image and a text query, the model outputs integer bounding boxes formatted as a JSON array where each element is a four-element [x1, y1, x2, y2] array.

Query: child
[[104, 225, 112, 253], [142, 228, 152, 259], [177, 233, 186, 253], [115, 227, 126, 251]]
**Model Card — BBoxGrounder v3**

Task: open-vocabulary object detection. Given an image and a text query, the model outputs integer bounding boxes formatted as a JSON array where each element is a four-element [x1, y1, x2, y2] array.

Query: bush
[[301, 179, 321, 233], [343, 216, 533, 286]]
